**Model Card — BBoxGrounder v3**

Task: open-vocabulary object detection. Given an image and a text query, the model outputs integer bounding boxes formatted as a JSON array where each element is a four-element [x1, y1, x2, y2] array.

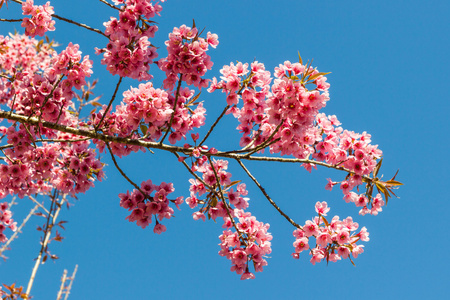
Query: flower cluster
[[292, 201, 369, 264], [209, 61, 273, 147], [0, 201, 16, 244], [0, 35, 103, 199], [209, 60, 331, 157], [158, 25, 218, 90], [1, 124, 104, 198], [0, 33, 56, 106], [92, 81, 206, 157], [185, 157, 271, 279], [118, 179, 183, 233], [219, 209, 272, 280], [315, 113, 385, 215], [97, 0, 162, 80], [21, 0, 55, 38]]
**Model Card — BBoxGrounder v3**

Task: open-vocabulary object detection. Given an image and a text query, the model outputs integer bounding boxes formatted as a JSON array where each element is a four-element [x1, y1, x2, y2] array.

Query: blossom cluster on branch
[[0, 1, 402, 295]]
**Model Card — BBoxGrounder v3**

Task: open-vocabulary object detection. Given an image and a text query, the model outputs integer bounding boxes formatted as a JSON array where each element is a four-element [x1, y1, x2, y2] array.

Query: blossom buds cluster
[[119, 179, 183, 233], [21, 0, 55, 38], [0, 201, 16, 244], [97, 0, 162, 80], [158, 25, 218, 90], [292, 201, 369, 264]]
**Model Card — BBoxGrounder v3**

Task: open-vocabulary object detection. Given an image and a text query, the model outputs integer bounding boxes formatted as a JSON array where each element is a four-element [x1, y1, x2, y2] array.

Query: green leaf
[[140, 124, 148, 135]]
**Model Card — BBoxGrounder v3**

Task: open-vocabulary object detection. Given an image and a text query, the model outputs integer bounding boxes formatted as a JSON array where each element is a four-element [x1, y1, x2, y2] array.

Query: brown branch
[[98, 0, 122, 11], [0, 110, 373, 182], [236, 158, 302, 229], [207, 156, 246, 245], [198, 105, 230, 147], [95, 76, 122, 131], [160, 75, 183, 144], [105, 142, 146, 197], [0, 18, 22, 22]]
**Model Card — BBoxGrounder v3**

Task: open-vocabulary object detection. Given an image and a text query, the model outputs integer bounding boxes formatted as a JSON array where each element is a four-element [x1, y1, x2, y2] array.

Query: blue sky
[[1, 0, 449, 299]]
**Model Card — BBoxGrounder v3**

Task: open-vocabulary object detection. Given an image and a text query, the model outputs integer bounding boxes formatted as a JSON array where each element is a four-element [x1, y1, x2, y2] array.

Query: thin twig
[[207, 156, 246, 244], [52, 14, 108, 38], [105, 142, 146, 196], [9, 0, 107, 37], [0, 18, 22, 22], [236, 158, 302, 229], [56, 269, 67, 300], [173, 152, 210, 189], [29, 195, 50, 215], [160, 75, 183, 144], [198, 105, 230, 147], [95, 77, 122, 131], [64, 265, 78, 300], [25, 192, 66, 297], [98, 0, 122, 11]]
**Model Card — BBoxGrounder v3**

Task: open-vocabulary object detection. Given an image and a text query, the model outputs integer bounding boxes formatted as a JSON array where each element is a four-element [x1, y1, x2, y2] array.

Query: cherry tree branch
[[98, 0, 122, 11], [236, 158, 302, 229], [207, 156, 246, 245], [95, 76, 123, 131], [64, 265, 78, 300], [198, 105, 230, 147], [160, 75, 183, 144], [56, 264, 78, 300], [0, 18, 22, 22], [105, 142, 147, 198], [0, 110, 374, 182], [25, 192, 66, 297]]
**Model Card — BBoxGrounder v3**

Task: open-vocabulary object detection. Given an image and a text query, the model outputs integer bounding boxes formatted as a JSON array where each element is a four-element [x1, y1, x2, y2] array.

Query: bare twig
[[64, 265, 78, 300], [56, 269, 67, 300], [25, 192, 67, 297], [0, 18, 22, 22], [198, 105, 230, 147], [105, 142, 146, 196], [98, 0, 122, 11], [95, 77, 122, 131], [160, 75, 183, 144], [236, 158, 302, 229]]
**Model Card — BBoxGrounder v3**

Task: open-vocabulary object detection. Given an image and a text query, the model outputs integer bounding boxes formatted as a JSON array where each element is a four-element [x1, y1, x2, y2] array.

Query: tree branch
[[198, 105, 229, 147], [160, 75, 183, 144], [95, 76, 123, 131], [0, 110, 374, 182], [236, 158, 302, 229]]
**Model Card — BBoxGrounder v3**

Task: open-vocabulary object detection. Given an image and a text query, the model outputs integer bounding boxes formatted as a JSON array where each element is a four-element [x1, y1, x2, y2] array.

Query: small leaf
[[298, 51, 303, 65], [210, 196, 218, 207], [308, 72, 331, 81], [140, 124, 148, 135]]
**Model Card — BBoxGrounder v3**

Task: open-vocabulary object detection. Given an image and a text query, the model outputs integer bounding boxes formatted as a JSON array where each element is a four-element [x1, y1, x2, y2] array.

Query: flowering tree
[[0, 0, 402, 298]]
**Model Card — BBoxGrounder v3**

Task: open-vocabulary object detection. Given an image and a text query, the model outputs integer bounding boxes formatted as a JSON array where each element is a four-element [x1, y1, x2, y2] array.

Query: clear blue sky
[[1, 0, 449, 299]]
